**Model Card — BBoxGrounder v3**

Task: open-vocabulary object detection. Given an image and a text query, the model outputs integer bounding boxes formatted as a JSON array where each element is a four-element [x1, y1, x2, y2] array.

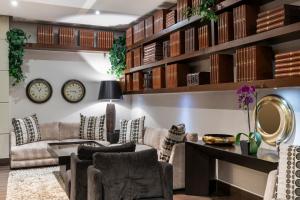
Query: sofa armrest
[[159, 162, 173, 200], [10, 132, 16, 147], [87, 166, 103, 200], [168, 142, 185, 189], [70, 153, 93, 200], [264, 170, 277, 200], [107, 130, 120, 144]]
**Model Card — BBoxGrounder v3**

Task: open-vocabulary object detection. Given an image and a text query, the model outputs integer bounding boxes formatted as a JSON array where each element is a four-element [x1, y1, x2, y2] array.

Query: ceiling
[[0, 0, 176, 28]]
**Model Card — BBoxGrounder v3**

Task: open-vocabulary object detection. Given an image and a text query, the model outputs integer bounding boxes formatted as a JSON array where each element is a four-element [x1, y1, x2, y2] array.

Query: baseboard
[[0, 158, 10, 166]]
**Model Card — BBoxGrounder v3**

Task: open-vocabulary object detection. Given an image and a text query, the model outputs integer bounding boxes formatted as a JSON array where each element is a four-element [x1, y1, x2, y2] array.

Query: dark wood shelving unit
[[125, 77, 300, 95], [126, 22, 300, 74], [25, 43, 110, 53]]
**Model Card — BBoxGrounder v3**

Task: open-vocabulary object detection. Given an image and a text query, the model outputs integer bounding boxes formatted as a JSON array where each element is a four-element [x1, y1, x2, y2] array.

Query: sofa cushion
[[78, 142, 136, 160], [80, 114, 106, 141], [119, 116, 145, 144], [144, 127, 168, 150], [11, 140, 59, 161], [59, 123, 80, 140], [40, 122, 60, 140], [12, 114, 41, 146]]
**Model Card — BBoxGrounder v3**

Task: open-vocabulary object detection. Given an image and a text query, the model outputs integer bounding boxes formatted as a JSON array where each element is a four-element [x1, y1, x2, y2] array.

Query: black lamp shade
[[98, 80, 123, 101]]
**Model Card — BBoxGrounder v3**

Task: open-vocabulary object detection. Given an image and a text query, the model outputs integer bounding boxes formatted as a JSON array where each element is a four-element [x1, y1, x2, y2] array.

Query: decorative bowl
[[202, 134, 235, 145]]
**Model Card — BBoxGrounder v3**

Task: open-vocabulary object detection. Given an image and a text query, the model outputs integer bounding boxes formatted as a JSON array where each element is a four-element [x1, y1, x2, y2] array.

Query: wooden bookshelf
[[124, 77, 300, 95], [25, 43, 110, 52]]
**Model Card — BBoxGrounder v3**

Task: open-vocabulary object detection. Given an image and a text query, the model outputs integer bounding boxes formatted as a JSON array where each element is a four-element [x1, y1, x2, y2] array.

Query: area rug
[[6, 167, 69, 200]]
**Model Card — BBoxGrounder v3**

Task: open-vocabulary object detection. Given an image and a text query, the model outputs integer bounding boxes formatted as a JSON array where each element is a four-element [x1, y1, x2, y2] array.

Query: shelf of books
[[123, 0, 300, 95], [25, 24, 115, 52]]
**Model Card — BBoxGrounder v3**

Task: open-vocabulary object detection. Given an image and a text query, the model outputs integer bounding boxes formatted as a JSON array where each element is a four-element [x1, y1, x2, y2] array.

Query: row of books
[[154, 10, 168, 34], [126, 27, 133, 48], [80, 29, 94, 48], [177, 0, 191, 22], [166, 64, 189, 88], [133, 72, 143, 91], [37, 25, 54, 45], [275, 50, 300, 78], [133, 48, 142, 67], [59, 27, 75, 46], [166, 10, 177, 28], [126, 51, 133, 69], [145, 16, 154, 38], [236, 46, 273, 82], [185, 27, 198, 53], [152, 67, 165, 89], [170, 31, 184, 57], [217, 12, 233, 44], [198, 25, 210, 49], [233, 4, 257, 40], [133, 21, 145, 44], [187, 72, 210, 86], [143, 42, 163, 65], [97, 31, 114, 49], [257, 5, 300, 33], [210, 54, 234, 84]]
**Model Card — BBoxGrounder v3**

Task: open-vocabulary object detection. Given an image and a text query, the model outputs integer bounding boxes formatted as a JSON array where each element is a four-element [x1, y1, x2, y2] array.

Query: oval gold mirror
[[254, 95, 295, 146]]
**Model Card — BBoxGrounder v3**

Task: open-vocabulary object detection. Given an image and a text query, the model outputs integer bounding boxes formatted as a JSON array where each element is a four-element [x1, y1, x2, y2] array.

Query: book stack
[[275, 50, 300, 79], [185, 27, 199, 53], [126, 27, 133, 47], [133, 21, 145, 44], [198, 25, 211, 49], [154, 10, 168, 34], [166, 10, 177, 28], [37, 25, 54, 45], [177, 0, 191, 22], [59, 27, 75, 46], [165, 64, 189, 88], [143, 42, 163, 65], [97, 32, 114, 49], [79, 29, 95, 48], [257, 5, 300, 33], [143, 71, 153, 90], [187, 72, 210, 86], [210, 54, 234, 84], [133, 48, 141, 67], [125, 74, 133, 91], [233, 5, 257, 39], [145, 16, 154, 38], [126, 51, 133, 69], [192, 0, 201, 8], [217, 12, 233, 44], [236, 46, 273, 82], [170, 31, 185, 57], [152, 66, 166, 89], [133, 72, 144, 91], [163, 40, 170, 59]]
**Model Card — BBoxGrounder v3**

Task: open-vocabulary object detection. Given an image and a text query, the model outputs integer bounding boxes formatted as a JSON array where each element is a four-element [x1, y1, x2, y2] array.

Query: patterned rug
[[6, 167, 69, 200]]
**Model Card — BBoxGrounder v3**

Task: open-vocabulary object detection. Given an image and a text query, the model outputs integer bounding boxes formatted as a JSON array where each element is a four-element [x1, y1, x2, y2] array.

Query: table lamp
[[98, 80, 123, 134]]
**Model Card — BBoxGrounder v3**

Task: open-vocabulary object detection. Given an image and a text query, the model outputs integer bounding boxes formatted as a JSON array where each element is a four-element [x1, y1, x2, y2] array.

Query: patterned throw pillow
[[118, 116, 145, 144], [273, 145, 300, 200], [159, 124, 186, 162], [12, 114, 41, 146], [80, 114, 106, 141]]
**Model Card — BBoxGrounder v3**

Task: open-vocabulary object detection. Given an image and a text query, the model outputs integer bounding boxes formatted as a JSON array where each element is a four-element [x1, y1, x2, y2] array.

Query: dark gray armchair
[[70, 142, 136, 200], [87, 149, 173, 200]]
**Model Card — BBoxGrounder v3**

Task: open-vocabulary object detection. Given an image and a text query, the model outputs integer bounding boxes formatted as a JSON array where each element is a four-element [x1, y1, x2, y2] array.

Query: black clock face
[[26, 79, 52, 104], [62, 80, 86, 103]]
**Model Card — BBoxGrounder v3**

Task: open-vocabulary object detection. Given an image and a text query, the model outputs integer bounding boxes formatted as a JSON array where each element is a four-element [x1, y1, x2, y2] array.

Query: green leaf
[[235, 133, 250, 144]]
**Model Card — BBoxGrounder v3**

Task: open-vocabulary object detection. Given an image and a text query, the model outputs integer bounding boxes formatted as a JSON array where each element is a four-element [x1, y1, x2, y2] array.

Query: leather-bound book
[[133, 72, 144, 91], [275, 56, 300, 64], [125, 74, 133, 92], [275, 71, 300, 78], [166, 64, 189, 88], [275, 66, 300, 74], [80, 29, 94, 48], [143, 42, 163, 64], [166, 10, 177, 28], [218, 12, 233, 44], [133, 48, 141, 67], [154, 10, 168, 34], [145, 16, 154, 38], [177, 0, 191, 22], [37, 25, 54, 45], [126, 51, 133, 69], [275, 50, 300, 60], [185, 27, 198, 53], [152, 66, 165, 89], [275, 61, 300, 69], [59, 27, 75, 46], [170, 30, 185, 57], [126, 27, 133, 47], [198, 24, 211, 48]]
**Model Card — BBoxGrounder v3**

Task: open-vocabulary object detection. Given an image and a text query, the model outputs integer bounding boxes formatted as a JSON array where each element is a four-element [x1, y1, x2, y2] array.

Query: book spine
[[257, 10, 284, 24], [257, 16, 284, 29], [258, 6, 284, 18], [275, 71, 300, 78], [275, 61, 300, 68], [257, 21, 284, 33], [275, 66, 300, 73], [275, 56, 300, 64]]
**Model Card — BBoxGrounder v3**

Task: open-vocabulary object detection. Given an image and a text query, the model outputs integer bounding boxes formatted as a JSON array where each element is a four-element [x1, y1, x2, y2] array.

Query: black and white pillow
[[159, 124, 186, 162], [12, 114, 41, 146], [80, 114, 106, 141], [273, 145, 300, 200], [118, 116, 145, 144]]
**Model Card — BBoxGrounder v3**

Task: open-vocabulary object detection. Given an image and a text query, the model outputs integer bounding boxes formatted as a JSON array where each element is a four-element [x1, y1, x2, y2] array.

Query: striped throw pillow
[[159, 124, 186, 162], [119, 116, 145, 144], [80, 114, 106, 140], [12, 114, 41, 146]]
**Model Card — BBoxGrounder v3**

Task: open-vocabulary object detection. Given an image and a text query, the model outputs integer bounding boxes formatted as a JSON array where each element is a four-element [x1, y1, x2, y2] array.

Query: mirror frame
[[254, 95, 295, 146]]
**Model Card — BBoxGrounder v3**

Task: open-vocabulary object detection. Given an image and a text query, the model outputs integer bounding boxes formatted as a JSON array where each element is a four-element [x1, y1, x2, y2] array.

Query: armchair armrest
[[159, 162, 173, 200], [87, 166, 103, 200], [107, 130, 120, 144], [70, 153, 93, 200], [264, 170, 277, 200], [168, 142, 185, 189]]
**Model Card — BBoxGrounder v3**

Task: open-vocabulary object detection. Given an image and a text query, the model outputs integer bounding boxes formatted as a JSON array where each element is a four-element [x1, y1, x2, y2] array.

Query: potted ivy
[[108, 35, 126, 80], [235, 85, 262, 155]]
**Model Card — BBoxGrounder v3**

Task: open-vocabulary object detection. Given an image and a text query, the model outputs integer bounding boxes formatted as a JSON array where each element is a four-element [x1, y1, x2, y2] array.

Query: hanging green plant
[[183, 0, 218, 22], [6, 28, 29, 86], [108, 35, 126, 79]]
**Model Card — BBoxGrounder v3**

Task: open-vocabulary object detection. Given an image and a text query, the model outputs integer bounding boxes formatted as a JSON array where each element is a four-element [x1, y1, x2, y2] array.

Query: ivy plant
[[184, 0, 218, 22], [108, 35, 126, 79], [6, 28, 29, 86]]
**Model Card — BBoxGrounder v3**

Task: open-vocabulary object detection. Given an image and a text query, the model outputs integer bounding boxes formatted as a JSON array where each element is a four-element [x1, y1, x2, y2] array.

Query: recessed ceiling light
[[95, 10, 100, 15], [11, 0, 18, 7]]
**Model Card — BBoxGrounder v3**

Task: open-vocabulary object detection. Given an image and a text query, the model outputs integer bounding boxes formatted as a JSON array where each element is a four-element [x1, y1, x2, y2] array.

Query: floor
[[0, 165, 244, 200]]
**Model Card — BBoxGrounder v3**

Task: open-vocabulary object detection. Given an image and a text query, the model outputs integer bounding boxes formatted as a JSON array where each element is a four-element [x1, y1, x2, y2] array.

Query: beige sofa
[[10, 123, 185, 189]]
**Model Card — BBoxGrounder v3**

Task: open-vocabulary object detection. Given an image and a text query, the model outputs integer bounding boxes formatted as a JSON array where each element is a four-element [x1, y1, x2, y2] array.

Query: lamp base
[[106, 103, 116, 134]]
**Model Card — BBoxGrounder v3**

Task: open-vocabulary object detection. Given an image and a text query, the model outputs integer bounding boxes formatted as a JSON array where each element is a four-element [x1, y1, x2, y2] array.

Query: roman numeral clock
[[26, 79, 53, 104], [61, 80, 86, 103]]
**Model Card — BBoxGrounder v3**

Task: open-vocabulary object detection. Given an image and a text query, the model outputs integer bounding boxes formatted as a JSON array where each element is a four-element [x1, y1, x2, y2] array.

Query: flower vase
[[240, 140, 258, 155]]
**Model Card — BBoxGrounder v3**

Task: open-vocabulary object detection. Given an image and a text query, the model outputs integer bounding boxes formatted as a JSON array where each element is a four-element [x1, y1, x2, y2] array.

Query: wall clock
[[62, 80, 86, 103], [26, 79, 53, 104]]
